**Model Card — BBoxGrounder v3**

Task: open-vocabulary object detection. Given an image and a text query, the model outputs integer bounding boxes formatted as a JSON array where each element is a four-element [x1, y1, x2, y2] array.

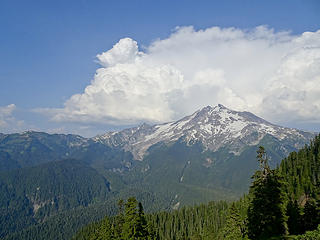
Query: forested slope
[[0, 159, 110, 238], [74, 134, 320, 240]]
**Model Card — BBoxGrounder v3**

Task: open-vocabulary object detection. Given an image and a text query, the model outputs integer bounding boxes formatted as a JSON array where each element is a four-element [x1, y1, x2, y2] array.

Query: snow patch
[[172, 201, 180, 210]]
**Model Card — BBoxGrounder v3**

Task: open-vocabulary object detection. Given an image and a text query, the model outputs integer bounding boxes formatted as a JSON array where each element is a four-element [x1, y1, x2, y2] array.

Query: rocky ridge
[[93, 104, 314, 160]]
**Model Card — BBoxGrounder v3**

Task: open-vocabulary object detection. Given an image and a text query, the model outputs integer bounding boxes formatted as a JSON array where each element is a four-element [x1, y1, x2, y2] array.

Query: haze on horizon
[[1, 0, 319, 137]]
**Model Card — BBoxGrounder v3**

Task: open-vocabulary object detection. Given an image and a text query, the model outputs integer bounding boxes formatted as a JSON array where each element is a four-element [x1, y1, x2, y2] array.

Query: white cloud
[[0, 104, 25, 132], [96, 38, 143, 67], [40, 26, 320, 126]]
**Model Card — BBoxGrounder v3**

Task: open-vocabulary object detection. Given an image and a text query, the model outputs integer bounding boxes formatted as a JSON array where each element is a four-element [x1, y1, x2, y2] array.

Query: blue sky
[[1, 0, 320, 136]]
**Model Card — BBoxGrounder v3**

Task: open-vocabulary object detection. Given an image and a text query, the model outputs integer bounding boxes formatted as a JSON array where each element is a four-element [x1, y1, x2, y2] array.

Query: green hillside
[[73, 134, 320, 240], [0, 159, 110, 238]]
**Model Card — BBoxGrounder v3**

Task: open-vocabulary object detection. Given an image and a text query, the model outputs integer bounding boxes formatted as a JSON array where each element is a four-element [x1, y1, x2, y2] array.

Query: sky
[[1, 0, 320, 137]]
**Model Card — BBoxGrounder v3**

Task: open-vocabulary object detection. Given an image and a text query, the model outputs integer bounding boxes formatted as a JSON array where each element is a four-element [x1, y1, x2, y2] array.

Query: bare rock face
[[93, 104, 314, 160]]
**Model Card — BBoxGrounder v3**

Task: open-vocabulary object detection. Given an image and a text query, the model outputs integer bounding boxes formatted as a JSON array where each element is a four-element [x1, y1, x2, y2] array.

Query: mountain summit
[[94, 104, 313, 160]]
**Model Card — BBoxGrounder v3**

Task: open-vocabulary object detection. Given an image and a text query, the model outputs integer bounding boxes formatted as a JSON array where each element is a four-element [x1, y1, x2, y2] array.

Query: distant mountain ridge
[[0, 104, 315, 171], [0, 131, 133, 172], [93, 104, 314, 160]]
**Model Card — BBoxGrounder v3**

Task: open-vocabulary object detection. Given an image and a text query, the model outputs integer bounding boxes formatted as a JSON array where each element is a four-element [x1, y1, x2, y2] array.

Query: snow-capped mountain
[[94, 104, 314, 160]]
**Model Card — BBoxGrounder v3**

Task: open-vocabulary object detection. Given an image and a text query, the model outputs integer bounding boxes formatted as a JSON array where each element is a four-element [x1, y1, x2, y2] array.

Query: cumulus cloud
[[0, 104, 24, 132], [262, 35, 320, 123], [40, 26, 320, 126], [96, 38, 143, 67]]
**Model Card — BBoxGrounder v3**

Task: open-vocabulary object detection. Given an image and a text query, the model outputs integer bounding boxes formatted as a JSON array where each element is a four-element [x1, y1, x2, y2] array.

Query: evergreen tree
[[247, 146, 288, 239], [287, 199, 303, 235], [113, 199, 125, 239], [221, 203, 248, 239], [146, 220, 158, 240], [295, 224, 320, 240], [90, 217, 113, 240], [121, 197, 150, 240], [122, 197, 139, 239], [303, 198, 320, 232], [136, 202, 149, 239]]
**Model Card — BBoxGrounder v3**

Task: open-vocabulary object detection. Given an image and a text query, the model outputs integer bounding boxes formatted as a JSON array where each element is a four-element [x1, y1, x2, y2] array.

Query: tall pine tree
[[114, 199, 125, 239], [247, 146, 288, 239], [122, 197, 150, 240], [221, 203, 248, 239], [136, 202, 149, 239]]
